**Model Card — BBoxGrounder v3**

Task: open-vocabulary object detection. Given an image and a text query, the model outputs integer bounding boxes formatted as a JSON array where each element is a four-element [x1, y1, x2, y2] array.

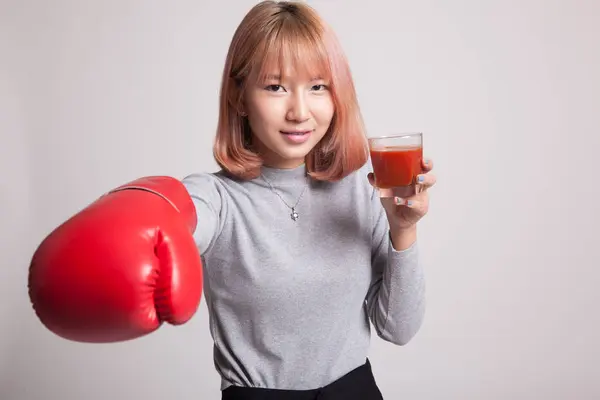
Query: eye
[[265, 84, 285, 92], [311, 84, 328, 91]]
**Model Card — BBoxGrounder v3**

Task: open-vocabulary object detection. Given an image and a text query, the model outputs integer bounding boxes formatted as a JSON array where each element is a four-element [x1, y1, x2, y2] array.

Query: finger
[[422, 157, 433, 172], [416, 173, 436, 190], [394, 196, 429, 215]]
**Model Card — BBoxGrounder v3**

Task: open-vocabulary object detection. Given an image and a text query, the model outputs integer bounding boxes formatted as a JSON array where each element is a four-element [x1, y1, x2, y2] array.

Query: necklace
[[261, 174, 308, 221]]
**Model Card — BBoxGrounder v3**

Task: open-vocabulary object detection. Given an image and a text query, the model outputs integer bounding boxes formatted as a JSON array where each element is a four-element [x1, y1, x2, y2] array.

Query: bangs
[[251, 17, 332, 84]]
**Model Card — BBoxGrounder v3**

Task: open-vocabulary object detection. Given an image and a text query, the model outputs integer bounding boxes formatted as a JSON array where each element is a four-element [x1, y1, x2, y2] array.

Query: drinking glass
[[368, 133, 423, 197]]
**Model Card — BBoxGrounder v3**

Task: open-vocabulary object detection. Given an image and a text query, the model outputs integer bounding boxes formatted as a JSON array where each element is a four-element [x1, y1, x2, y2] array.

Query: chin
[[277, 148, 312, 162], [263, 132, 327, 165]]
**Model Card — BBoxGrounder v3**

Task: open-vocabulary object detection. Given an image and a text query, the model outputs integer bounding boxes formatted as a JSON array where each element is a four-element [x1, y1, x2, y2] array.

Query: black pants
[[221, 359, 384, 400]]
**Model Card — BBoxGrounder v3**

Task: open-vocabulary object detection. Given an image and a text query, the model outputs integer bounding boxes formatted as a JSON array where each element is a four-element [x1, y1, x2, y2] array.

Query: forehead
[[261, 67, 325, 83], [252, 33, 331, 82]]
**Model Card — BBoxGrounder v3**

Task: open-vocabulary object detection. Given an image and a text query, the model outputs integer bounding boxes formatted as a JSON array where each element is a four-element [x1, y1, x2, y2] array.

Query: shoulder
[[337, 159, 375, 191], [180, 170, 232, 206], [181, 168, 254, 203], [358, 158, 374, 176], [182, 170, 220, 192], [318, 160, 377, 203]]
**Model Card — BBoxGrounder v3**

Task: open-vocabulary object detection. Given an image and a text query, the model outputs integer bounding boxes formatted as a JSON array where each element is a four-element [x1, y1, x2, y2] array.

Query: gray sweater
[[181, 161, 426, 391]]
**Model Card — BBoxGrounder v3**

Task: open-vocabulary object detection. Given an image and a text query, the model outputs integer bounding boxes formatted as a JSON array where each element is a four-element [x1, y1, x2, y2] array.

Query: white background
[[1, 0, 599, 399]]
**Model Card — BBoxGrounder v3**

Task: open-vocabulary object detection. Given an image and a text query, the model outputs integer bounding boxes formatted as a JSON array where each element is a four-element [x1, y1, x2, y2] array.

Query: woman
[[182, 1, 436, 398], [27, 1, 436, 399]]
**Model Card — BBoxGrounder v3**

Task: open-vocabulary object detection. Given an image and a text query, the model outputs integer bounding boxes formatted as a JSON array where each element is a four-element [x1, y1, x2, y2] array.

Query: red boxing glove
[[28, 176, 203, 343]]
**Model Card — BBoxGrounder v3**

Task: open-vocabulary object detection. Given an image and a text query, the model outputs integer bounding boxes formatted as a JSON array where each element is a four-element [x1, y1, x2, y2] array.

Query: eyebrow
[[263, 74, 326, 81]]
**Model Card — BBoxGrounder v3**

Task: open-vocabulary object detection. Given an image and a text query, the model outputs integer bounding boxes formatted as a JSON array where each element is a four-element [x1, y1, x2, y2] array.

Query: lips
[[280, 129, 313, 144], [280, 130, 312, 135]]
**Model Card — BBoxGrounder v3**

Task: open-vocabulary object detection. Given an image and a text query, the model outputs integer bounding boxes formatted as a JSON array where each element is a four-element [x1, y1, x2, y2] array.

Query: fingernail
[[395, 197, 405, 205], [417, 175, 425, 183], [424, 159, 429, 165]]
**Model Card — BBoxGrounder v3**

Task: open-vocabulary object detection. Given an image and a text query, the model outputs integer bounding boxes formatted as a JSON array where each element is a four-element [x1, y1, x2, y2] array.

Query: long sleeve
[[365, 189, 427, 346], [180, 172, 225, 256]]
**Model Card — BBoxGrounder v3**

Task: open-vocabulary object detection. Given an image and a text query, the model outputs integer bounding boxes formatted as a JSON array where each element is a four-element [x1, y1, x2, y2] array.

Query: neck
[[259, 162, 307, 186], [261, 157, 305, 170]]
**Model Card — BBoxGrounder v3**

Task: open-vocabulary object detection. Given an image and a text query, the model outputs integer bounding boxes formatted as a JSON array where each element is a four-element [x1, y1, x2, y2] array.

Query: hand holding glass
[[368, 133, 424, 197]]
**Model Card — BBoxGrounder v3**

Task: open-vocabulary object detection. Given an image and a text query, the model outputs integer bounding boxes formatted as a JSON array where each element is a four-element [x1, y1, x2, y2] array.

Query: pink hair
[[213, 1, 368, 181]]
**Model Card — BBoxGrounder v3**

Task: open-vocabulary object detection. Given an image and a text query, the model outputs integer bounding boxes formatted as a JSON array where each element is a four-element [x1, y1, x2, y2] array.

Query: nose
[[286, 92, 310, 123]]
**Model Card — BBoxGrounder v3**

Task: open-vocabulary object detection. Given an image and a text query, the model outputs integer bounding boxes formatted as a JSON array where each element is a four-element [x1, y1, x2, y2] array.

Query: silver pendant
[[291, 208, 299, 221]]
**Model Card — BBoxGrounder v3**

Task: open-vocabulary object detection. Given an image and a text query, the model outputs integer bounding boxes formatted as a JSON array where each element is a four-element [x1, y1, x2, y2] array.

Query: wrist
[[389, 225, 417, 251]]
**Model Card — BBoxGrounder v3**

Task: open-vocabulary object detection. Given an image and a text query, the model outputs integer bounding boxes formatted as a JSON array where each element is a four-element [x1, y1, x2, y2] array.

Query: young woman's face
[[243, 64, 334, 169]]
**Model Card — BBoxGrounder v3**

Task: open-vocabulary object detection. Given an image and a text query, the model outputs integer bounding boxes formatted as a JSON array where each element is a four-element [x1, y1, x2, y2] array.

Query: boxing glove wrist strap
[[107, 186, 181, 213]]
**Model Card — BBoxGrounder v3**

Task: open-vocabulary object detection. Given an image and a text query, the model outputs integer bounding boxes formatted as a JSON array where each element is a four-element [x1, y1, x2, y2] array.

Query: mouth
[[280, 130, 313, 135], [280, 129, 314, 144]]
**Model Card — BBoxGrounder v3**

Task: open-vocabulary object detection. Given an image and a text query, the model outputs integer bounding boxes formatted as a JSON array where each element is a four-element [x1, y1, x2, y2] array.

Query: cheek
[[314, 98, 335, 124], [251, 99, 285, 126]]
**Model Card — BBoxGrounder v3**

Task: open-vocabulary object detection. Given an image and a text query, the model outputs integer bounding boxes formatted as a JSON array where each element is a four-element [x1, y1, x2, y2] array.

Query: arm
[[365, 190, 426, 346], [181, 172, 224, 256]]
